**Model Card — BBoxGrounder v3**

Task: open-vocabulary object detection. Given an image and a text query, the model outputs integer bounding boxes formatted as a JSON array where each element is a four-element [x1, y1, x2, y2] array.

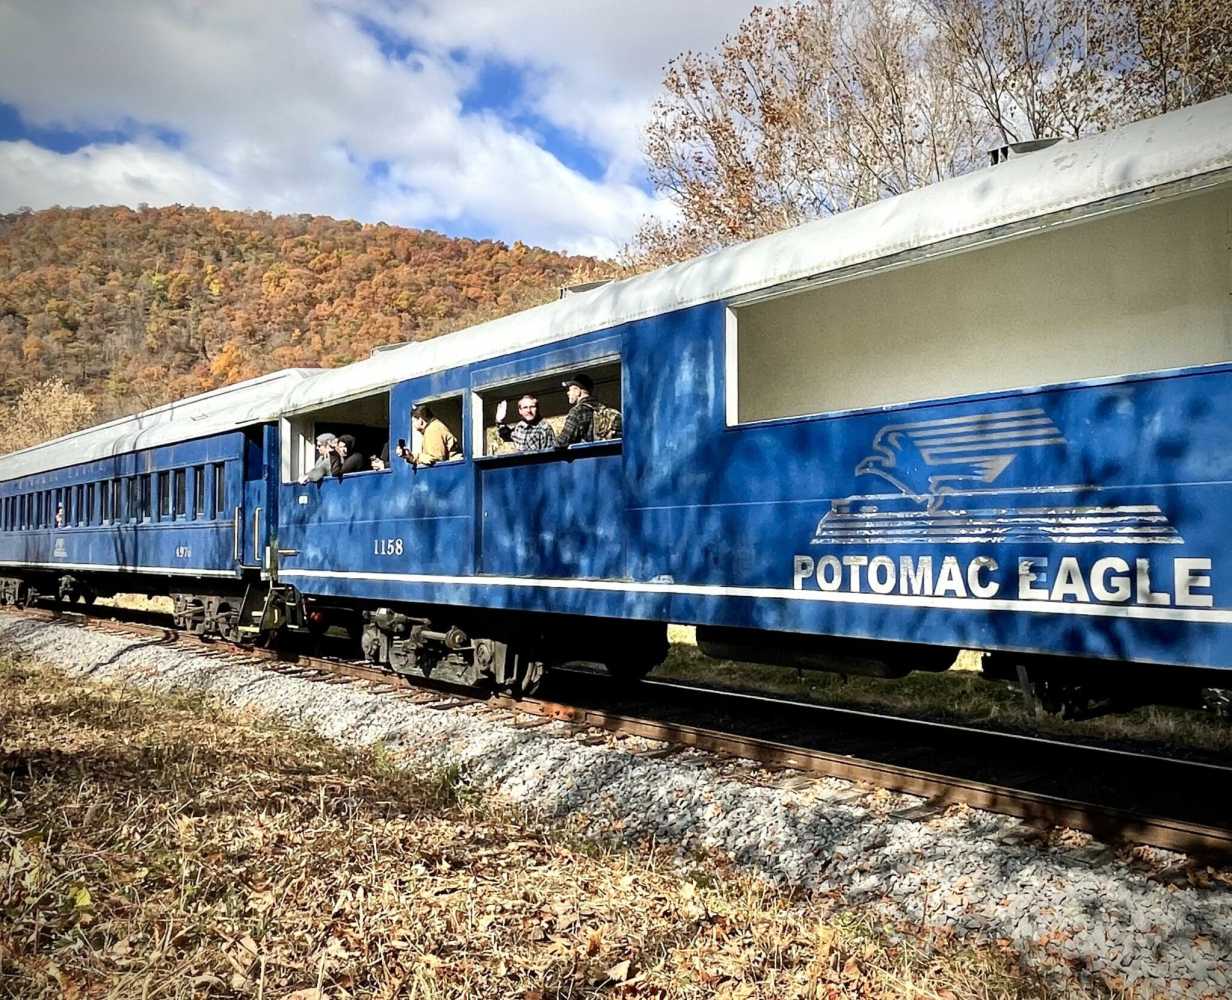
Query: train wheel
[[514, 657, 546, 697]]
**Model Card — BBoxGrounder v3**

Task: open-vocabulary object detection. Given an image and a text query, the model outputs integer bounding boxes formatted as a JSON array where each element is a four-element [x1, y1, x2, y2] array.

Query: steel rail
[[6, 605, 1231, 858]]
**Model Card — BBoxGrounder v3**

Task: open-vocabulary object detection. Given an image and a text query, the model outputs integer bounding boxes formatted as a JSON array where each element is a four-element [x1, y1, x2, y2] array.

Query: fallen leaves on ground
[[0, 653, 1082, 998]]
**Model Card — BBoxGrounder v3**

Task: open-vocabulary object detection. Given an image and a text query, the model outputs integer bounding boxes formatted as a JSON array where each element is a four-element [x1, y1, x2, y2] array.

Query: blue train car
[[2, 96, 1231, 713], [0, 371, 310, 624]]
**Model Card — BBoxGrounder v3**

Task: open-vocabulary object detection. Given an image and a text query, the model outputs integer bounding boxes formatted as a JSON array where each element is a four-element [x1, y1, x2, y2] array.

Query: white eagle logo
[[854, 407, 1065, 511]]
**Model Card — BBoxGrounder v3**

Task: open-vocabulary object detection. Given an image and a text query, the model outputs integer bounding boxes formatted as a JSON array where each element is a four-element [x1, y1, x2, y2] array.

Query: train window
[[174, 469, 186, 517], [44, 492, 52, 527], [193, 465, 205, 518], [100, 480, 111, 523], [74, 485, 84, 525], [141, 475, 153, 520], [283, 390, 391, 482], [61, 488, 71, 526], [728, 187, 1232, 423], [85, 484, 95, 525], [212, 462, 226, 518], [476, 361, 621, 457], [127, 478, 140, 522], [112, 479, 123, 522], [408, 395, 464, 465], [157, 471, 170, 520]]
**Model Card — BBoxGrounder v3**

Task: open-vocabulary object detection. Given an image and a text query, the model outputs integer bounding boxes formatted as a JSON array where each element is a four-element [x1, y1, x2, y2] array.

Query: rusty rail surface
[[7, 605, 1231, 859]]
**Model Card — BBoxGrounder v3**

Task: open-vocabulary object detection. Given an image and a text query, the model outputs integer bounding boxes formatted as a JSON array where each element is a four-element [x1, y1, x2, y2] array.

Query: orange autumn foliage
[[0, 205, 611, 423]]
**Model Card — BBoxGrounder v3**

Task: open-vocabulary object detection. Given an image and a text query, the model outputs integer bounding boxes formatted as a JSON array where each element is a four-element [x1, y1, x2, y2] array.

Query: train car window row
[[2, 462, 231, 531]]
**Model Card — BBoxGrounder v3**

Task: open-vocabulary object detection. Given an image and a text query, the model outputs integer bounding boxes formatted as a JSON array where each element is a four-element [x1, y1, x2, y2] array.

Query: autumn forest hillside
[[0, 205, 606, 422]]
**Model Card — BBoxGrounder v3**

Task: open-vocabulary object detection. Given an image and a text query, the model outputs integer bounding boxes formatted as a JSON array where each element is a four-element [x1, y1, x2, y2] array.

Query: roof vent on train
[[988, 136, 1062, 166], [370, 341, 411, 357], [559, 279, 612, 299]]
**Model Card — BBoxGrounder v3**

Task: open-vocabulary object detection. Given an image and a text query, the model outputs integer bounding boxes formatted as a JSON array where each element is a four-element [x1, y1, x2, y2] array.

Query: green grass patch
[[656, 632, 1232, 757]]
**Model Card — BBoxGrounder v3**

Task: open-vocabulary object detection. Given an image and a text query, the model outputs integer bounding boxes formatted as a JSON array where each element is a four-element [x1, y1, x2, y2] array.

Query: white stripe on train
[[277, 568, 1232, 625]]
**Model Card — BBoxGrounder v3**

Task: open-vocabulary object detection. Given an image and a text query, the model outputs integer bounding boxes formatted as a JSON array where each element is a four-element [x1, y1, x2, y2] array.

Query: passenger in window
[[301, 432, 338, 484], [370, 442, 390, 471], [334, 434, 367, 478], [54, 503, 65, 528], [495, 394, 556, 452], [556, 373, 622, 447], [409, 405, 460, 467]]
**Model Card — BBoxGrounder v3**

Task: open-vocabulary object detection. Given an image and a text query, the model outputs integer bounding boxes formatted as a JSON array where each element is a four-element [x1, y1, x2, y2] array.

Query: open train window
[[727, 186, 1232, 424], [476, 360, 621, 457], [174, 469, 186, 516], [282, 390, 391, 482], [406, 395, 464, 467]]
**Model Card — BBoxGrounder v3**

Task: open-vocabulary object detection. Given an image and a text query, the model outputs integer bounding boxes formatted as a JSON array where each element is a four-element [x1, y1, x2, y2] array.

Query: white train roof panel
[[0, 368, 319, 483]]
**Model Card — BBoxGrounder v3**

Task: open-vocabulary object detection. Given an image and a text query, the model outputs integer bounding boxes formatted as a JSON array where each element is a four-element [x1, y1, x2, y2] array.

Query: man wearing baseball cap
[[556, 372, 621, 447]]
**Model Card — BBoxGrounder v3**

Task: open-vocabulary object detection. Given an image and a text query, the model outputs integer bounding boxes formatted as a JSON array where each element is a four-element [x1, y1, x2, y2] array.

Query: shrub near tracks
[[0, 653, 1082, 999]]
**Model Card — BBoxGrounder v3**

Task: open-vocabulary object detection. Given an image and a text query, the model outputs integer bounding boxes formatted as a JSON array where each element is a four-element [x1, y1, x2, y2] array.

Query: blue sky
[[0, 0, 764, 257]]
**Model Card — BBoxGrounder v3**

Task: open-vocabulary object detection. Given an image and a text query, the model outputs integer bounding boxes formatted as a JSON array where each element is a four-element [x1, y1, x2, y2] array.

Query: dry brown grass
[[96, 594, 175, 615], [0, 654, 1105, 999]]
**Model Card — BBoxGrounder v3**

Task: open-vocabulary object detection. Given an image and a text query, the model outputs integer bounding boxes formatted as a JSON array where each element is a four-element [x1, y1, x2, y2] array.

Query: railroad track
[[6, 604, 1232, 860]]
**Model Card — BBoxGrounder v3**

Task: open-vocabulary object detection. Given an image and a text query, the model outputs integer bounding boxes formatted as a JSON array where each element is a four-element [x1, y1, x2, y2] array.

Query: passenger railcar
[[3, 96, 1232, 714]]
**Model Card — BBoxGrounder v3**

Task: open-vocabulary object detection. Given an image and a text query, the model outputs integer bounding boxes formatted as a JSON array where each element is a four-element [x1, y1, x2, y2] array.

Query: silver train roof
[[0, 369, 319, 483], [3, 94, 1231, 482]]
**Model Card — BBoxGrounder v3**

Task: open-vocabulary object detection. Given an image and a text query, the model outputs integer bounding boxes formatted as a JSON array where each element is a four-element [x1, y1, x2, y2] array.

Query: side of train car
[[2, 96, 1231, 714]]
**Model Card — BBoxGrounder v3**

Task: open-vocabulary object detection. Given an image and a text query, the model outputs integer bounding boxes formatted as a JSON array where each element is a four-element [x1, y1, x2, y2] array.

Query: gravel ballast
[[3, 615, 1230, 997]]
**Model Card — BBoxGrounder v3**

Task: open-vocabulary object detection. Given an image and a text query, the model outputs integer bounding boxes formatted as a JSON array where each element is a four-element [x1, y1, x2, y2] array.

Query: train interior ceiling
[[732, 185, 1231, 424]]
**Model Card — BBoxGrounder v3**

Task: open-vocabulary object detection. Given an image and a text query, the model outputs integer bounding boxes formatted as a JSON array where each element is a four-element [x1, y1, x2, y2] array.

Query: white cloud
[[0, 139, 237, 211], [0, 0, 735, 254], [368, 0, 771, 179]]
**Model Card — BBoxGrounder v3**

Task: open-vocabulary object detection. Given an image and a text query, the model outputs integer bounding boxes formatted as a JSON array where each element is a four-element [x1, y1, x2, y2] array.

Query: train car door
[[239, 423, 278, 570]]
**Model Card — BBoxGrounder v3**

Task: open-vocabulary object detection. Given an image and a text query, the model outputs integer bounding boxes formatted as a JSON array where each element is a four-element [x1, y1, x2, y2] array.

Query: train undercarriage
[[1, 569, 1229, 716]]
